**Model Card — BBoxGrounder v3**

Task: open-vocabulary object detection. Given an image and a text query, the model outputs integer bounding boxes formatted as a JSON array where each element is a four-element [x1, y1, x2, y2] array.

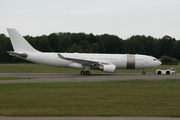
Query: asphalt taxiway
[[0, 73, 179, 84]]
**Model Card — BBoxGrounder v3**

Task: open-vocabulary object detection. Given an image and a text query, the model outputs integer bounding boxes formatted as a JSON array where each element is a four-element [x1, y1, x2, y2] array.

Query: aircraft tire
[[81, 71, 85, 75], [142, 69, 146, 75], [142, 72, 146, 75], [86, 71, 90, 75]]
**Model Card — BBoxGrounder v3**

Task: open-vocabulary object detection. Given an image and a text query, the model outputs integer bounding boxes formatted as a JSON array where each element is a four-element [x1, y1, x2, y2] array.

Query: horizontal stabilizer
[[7, 51, 28, 58]]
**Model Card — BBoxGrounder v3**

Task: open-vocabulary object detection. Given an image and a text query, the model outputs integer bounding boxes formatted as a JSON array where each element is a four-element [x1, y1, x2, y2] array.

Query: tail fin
[[7, 28, 39, 52]]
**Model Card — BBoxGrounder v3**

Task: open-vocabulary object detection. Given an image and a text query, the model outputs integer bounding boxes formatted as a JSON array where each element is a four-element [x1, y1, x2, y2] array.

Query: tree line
[[0, 32, 180, 64]]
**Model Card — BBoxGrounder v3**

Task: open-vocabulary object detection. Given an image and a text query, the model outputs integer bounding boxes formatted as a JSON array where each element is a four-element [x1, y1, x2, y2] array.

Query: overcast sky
[[1, 0, 180, 40]]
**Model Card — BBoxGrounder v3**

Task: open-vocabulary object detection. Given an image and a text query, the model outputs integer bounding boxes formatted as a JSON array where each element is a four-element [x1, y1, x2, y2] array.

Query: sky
[[1, 0, 180, 40]]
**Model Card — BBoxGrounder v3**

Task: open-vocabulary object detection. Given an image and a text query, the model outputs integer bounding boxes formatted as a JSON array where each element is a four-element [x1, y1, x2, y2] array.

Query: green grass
[[0, 63, 179, 73], [0, 63, 180, 116], [0, 80, 180, 116]]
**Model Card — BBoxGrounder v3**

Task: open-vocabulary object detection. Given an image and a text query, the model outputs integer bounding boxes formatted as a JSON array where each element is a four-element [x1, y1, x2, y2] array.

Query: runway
[[0, 73, 180, 84]]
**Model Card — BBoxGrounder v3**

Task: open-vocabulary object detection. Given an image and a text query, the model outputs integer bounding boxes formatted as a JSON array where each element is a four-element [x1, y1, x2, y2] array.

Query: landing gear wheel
[[80, 71, 90, 75], [81, 71, 85, 75], [142, 69, 146, 75], [86, 71, 90, 75]]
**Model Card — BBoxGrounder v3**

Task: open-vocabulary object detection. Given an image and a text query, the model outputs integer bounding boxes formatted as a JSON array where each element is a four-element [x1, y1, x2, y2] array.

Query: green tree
[[79, 40, 89, 52], [122, 35, 145, 54], [161, 55, 178, 65], [48, 33, 59, 52], [58, 33, 71, 52], [68, 43, 82, 53], [88, 33, 97, 44], [25, 35, 38, 50], [71, 33, 88, 44], [159, 35, 175, 57], [0, 34, 13, 62], [88, 43, 99, 53], [172, 41, 180, 60], [98, 34, 122, 53], [35, 35, 51, 52]]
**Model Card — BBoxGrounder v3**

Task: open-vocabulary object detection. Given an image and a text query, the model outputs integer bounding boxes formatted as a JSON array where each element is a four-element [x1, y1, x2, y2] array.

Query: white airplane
[[6, 28, 161, 75]]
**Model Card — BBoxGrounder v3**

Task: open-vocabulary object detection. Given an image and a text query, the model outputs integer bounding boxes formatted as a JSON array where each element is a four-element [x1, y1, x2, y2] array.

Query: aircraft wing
[[57, 53, 109, 65]]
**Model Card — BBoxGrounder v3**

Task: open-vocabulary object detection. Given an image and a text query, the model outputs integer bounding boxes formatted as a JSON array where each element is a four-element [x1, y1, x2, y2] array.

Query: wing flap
[[57, 53, 109, 65]]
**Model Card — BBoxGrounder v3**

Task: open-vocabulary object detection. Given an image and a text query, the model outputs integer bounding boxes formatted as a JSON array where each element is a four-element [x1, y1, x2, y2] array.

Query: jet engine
[[99, 64, 116, 73]]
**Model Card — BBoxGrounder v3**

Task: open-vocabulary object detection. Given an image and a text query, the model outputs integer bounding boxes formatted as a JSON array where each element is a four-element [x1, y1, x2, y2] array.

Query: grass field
[[0, 63, 179, 73], [0, 80, 180, 116], [0, 63, 180, 117]]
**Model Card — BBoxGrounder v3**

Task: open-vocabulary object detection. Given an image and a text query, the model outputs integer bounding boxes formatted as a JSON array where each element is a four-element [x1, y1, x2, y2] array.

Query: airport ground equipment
[[156, 68, 175, 75]]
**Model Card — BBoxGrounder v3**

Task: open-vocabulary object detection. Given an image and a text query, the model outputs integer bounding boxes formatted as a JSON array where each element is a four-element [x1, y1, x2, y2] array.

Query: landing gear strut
[[81, 70, 90, 75], [142, 69, 146, 75]]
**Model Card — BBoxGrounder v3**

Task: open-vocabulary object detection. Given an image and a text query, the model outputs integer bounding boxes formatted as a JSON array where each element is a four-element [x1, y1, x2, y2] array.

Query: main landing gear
[[142, 69, 146, 75], [81, 65, 91, 75], [81, 70, 90, 75]]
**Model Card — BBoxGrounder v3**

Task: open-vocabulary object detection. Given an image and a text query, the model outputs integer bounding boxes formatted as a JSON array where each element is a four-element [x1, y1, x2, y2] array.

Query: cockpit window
[[153, 59, 157, 61]]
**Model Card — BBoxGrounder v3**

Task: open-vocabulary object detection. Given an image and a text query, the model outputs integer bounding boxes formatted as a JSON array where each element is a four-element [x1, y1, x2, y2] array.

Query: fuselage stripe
[[127, 54, 135, 69]]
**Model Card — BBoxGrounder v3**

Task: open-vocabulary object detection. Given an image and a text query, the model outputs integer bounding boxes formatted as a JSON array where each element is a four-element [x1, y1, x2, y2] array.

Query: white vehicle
[[156, 68, 175, 75], [7, 28, 162, 75]]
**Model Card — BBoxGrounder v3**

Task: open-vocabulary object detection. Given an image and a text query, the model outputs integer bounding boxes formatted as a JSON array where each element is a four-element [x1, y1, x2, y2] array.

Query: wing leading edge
[[57, 53, 110, 66]]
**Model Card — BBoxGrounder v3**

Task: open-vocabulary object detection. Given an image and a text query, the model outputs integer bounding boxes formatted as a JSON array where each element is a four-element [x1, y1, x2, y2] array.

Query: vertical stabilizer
[[7, 28, 39, 52]]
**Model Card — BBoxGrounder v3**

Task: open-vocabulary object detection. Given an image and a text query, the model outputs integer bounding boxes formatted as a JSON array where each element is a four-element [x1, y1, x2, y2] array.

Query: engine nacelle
[[99, 64, 116, 73]]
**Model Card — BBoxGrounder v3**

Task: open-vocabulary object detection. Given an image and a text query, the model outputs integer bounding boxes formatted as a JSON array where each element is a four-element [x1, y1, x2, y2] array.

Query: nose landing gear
[[142, 69, 146, 75]]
